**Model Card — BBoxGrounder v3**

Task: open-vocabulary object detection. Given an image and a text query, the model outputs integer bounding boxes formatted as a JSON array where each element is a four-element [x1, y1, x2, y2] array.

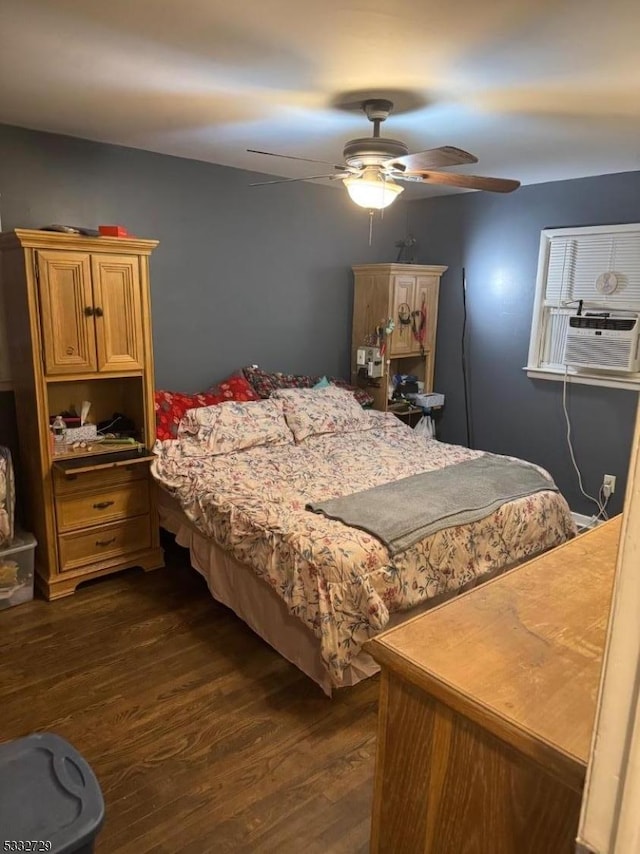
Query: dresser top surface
[[352, 263, 448, 275], [0, 228, 158, 254], [368, 516, 621, 771]]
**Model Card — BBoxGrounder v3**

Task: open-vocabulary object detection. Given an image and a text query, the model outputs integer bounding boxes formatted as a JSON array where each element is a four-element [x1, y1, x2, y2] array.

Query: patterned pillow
[[272, 386, 372, 443], [241, 366, 278, 398], [155, 390, 226, 441], [329, 378, 374, 408], [242, 366, 374, 407], [155, 374, 261, 440], [179, 399, 293, 455], [207, 373, 260, 402]]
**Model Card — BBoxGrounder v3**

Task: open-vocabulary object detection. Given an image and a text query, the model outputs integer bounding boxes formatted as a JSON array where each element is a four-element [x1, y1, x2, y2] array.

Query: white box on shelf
[[412, 392, 445, 409], [64, 424, 98, 443]]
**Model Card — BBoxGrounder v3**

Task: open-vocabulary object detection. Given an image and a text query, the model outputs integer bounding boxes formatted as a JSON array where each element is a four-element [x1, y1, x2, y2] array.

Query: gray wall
[[0, 122, 407, 506], [409, 172, 640, 515], [1, 122, 637, 517], [0, 123, 406, 391]]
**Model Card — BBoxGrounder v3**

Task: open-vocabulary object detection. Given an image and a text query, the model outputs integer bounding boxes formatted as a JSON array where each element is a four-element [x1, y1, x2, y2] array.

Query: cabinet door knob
[[95, 537, 116, 547], [84, 306, 94, 316], [94, 306, 104, 317], [93, 500, 115, 510]]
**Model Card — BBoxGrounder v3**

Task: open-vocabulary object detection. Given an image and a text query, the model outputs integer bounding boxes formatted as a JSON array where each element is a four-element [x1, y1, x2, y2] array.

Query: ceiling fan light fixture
[[343, 168, 404, 209]]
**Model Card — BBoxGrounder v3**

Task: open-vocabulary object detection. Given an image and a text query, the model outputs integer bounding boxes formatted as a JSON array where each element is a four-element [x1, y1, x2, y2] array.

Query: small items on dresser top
[[40, 224, 100, 236], [40, 223, 132, 238], [98, 224, 130, 237]]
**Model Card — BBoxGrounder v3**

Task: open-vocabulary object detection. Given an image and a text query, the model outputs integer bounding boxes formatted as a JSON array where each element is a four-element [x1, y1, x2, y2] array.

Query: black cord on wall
[[461, 266, 473, 448]]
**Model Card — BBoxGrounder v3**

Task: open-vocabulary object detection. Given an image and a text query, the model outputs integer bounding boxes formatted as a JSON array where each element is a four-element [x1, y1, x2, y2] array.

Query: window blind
[[544, 230, 640, 309]]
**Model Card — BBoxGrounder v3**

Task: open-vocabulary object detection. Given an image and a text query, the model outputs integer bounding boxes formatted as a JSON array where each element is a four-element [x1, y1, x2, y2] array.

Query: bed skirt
[[157, 488, 520, 696], [158, 489, 381, 695]]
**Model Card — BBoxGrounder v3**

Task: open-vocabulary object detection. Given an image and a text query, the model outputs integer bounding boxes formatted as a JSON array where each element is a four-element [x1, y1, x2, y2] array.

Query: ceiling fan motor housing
[[363, 98, 394, 121], [343, 137, 409, 169]]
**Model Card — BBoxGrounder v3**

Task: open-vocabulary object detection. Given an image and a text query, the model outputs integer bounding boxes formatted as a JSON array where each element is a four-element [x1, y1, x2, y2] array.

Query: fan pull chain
[[368, 209, 374, 246]]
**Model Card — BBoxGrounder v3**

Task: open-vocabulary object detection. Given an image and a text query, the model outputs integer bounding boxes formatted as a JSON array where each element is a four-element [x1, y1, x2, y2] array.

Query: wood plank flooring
[[0, 534, 378, 853]]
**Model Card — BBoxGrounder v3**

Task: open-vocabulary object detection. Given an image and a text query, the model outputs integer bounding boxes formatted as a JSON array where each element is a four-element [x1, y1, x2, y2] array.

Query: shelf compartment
[[46, 375, 148, 462]]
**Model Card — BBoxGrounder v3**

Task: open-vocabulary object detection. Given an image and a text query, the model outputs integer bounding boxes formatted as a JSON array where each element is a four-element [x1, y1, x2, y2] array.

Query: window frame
[[526, 223, 640, 391]]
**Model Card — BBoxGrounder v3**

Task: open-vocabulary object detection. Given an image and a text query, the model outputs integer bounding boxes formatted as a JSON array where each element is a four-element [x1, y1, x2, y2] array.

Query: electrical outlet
[[603, 474, 616, 497]]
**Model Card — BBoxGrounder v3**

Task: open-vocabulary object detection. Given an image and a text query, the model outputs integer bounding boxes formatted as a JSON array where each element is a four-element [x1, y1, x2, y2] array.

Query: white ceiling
[[1, 0, 639, 197]]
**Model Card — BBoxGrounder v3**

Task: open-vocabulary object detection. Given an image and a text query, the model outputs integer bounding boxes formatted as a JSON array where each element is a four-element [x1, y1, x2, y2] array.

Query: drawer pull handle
[[84, 306, 94, 317], [93, 500, 115, 510], [94, 306, 104, 317], [95, 537, 116, 547]]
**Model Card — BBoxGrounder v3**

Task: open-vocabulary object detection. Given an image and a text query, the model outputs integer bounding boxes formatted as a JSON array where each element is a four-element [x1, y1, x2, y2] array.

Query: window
[[526, 223, 640, 390]]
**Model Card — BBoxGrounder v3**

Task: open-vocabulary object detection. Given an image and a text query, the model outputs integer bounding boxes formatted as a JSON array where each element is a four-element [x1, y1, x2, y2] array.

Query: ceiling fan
[[247, 98, 520, 210]]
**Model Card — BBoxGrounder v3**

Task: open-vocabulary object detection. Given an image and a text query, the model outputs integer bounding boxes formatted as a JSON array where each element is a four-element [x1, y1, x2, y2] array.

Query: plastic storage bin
[[0, 732, 105, 853], [0, 531, 37, 610]]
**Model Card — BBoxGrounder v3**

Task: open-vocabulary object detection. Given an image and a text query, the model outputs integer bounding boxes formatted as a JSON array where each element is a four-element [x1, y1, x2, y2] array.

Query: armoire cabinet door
[[389, 275, 417, 356], [37, 251, 97, 375], [91, 254, 144, 371], [415, 275, 440, 355]]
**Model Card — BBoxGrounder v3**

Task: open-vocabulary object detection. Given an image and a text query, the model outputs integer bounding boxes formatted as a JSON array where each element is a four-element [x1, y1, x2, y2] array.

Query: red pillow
[[207, 373, 260, 402], [155, 375, 260, 441], [154, 390, 223, 441]]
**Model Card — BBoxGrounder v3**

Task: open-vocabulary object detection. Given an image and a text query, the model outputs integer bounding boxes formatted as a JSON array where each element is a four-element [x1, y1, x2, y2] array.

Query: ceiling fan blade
[[249, 173, 348, 187], [389, 146, 478, 171], [247, 149, 346, 170], [406, 170, 520, 193], [392, 173, 425, 183]]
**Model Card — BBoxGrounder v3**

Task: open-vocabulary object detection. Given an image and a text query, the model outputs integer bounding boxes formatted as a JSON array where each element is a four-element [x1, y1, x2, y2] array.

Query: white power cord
[[562, 366, 609, 522], [587, 486, 610, 526]]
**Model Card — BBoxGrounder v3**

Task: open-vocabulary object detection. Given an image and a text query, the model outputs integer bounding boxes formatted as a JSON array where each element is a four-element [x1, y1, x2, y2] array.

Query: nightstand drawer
[[56, 480, 150, 533], [53, 463, 147, 496], [58, 515, 152, 572]]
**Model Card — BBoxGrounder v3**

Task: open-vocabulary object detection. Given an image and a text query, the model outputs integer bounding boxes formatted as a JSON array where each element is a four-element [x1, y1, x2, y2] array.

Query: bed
[[152, 388, 576, 695]]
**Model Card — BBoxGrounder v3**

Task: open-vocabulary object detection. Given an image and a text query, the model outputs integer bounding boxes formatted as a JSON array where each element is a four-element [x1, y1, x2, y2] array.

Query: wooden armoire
[[351, 264, 447, 414], [0, 229, 164, 599]]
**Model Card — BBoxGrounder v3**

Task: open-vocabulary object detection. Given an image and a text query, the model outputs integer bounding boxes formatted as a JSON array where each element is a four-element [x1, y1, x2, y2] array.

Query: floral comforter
[[152, 413, 575, 685]]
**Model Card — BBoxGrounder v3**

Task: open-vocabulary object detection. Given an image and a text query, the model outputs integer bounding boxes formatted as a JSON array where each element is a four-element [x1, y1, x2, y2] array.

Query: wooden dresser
[[367, 518, 621, 854], [0, 229, 164, 599]]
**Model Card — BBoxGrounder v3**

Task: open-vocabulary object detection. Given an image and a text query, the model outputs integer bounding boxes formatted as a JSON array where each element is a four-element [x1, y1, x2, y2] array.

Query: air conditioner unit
[[564, 314, 640, 372]]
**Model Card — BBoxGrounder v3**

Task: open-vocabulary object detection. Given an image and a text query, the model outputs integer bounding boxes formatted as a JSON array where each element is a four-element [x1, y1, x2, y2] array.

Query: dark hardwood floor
[[0, 535, 378, 853]]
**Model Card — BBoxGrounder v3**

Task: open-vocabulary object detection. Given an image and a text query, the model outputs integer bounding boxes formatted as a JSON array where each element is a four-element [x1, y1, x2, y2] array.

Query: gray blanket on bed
[[306, 454, 557, 555]]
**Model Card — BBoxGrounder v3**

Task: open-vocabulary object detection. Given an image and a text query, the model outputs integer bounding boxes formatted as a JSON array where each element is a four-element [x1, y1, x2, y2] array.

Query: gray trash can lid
[[0, 732, 104, 853]]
